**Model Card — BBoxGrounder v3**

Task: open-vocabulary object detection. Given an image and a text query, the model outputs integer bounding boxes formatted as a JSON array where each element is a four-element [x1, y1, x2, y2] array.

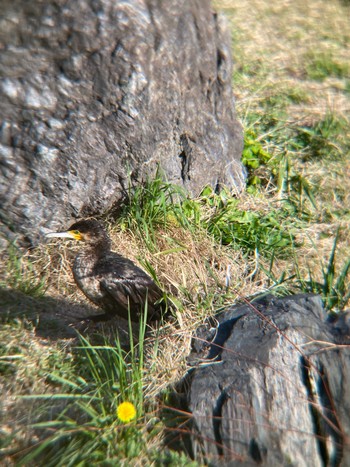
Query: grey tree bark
[[0, 0, 244, 244], [177, 294, 350, 466]]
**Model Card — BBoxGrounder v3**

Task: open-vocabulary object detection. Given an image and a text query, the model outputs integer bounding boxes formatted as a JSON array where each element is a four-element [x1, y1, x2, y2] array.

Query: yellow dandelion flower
[[117, 401, 137, 423]]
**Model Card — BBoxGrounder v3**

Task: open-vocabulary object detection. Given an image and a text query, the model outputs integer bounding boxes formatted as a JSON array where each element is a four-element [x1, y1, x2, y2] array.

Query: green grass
[[1, 243, 46, 298], [117, 168, 192, 250], [18, 312, 154, 466], [199, 187, 302, 258], [293, 113, 349, 161], [304, 51, 349, 81], [296, 229, 350, 312]]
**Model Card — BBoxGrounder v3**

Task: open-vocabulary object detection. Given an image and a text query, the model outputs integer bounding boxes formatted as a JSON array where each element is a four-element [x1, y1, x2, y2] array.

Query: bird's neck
[[83, 238, 111, 259]]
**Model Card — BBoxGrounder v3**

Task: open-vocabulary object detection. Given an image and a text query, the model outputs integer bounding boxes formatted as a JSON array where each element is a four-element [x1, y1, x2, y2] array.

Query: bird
[[45, 219, 167, 323]]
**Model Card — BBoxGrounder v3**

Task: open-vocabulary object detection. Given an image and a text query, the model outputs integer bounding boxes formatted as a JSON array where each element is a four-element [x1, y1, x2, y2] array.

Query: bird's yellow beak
[[46, 230, 83, 241]]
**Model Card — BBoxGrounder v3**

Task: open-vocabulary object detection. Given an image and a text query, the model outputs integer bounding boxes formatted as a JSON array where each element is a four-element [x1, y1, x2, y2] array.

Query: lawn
[[1, 0, 349, 464]]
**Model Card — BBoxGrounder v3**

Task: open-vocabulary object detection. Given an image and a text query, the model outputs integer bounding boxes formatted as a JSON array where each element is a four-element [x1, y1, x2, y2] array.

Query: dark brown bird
[[46, 219, 166, 323]]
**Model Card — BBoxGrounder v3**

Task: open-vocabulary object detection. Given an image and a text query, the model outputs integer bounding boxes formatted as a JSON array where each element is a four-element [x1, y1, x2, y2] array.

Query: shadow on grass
[[0, 288, 132, 343]]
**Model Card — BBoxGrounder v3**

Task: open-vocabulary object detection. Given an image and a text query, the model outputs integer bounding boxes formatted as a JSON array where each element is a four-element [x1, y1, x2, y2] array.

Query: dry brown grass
[[215, 0, 350, 281]]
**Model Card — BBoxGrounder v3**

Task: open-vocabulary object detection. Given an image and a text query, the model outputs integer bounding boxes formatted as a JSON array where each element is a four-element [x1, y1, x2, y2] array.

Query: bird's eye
[[73, 230, 80, 235]]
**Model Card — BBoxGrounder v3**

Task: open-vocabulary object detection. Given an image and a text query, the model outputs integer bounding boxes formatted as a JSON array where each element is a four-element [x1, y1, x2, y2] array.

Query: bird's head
[[46, 219, 110, 248]]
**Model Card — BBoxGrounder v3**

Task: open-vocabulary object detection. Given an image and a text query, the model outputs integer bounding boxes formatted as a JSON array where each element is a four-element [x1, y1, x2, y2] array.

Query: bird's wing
[[98, 256, 163, 321]]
